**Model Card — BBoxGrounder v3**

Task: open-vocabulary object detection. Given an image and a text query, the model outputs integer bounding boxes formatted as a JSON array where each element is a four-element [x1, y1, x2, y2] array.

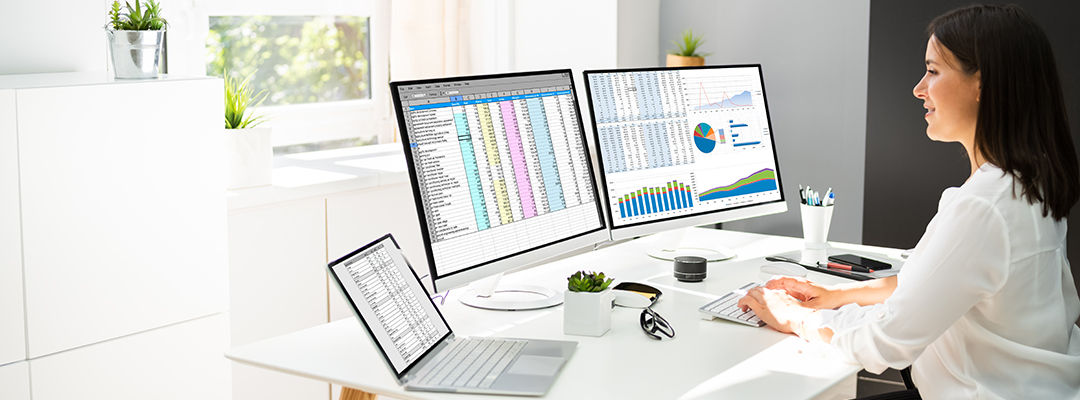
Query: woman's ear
[[974, 71, 982, 102]]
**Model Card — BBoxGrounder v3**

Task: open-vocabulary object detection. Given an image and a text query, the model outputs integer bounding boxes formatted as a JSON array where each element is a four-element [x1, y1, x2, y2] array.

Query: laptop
[[327, 234, 577, 396]]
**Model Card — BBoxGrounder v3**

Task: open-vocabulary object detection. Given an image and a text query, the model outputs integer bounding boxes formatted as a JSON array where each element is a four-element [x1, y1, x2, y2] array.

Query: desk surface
[[226, 228, 905, 399]]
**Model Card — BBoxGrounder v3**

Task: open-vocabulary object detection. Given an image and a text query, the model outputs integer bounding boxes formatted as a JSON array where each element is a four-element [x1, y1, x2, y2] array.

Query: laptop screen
[[328, 234, 452, 376]]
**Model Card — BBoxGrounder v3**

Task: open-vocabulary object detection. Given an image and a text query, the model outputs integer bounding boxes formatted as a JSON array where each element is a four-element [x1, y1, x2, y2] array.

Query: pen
[[827, 192, 835, 206], [822, 262, 873, 273]]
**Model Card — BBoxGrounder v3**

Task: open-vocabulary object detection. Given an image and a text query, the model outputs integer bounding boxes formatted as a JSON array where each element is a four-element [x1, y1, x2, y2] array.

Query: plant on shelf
[[222, 70, 273, 189], [567, 271, 614, 292], [104, 0, 168, 79], [224, 70, 268, 130], [667, 29, 708, 67], [108, 0, 167, 31]]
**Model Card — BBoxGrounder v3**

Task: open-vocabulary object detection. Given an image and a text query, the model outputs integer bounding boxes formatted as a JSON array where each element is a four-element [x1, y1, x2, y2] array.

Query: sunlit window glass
[[206, 16, 371, 106]]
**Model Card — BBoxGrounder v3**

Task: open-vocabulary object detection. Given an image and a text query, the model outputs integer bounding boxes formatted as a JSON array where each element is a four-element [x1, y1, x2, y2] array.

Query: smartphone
[[829, 254, 892, 270]]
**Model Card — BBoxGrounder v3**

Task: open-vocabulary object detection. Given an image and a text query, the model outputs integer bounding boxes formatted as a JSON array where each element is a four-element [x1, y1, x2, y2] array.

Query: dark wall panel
[[864, 1, 1080, 292]]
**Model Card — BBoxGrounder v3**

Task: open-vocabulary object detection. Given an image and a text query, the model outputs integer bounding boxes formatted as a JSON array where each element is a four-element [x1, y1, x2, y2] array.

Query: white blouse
[[820, 164, 1080, 399]]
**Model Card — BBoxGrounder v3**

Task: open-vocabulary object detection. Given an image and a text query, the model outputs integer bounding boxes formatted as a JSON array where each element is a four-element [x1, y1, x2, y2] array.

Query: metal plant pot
[[106, 30, 165, 79]]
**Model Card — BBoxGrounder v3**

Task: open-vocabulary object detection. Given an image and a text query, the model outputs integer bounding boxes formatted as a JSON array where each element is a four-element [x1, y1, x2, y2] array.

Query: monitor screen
[[583, 65, 784, 234], [391, 70, 606, 289]]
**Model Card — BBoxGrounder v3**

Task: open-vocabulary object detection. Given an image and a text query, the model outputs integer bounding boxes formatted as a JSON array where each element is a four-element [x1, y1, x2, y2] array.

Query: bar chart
[[728, 119, 762, 148], [616, 180, 695, 218]]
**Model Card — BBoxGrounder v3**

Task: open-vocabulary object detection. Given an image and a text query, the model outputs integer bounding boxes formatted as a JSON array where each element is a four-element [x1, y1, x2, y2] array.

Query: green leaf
[[108, 0, 165, 31], [670, 29, 709, 57], [566, 270, 614, 292], [224, 69, 269, 129]]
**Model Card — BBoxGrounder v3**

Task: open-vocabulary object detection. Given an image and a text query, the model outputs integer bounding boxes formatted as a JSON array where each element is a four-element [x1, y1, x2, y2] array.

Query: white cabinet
[[0, 73, 229, 395], [30, 314, 229, 400], [228, 199, 329, 400], [9, 75, 227, 358], [0, 361, 31, 400], [326, 182, 427, 321], [0, 89, 25, 365]]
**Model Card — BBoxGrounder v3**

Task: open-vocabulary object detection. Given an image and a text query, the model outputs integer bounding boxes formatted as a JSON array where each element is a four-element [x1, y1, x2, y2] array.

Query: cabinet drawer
[[0, 361, 31, 400], [30, 314, 229, 400]]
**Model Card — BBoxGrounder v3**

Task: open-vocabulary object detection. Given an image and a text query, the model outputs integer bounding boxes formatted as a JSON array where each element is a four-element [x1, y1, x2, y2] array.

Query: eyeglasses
[[640, 306, 675, 340]]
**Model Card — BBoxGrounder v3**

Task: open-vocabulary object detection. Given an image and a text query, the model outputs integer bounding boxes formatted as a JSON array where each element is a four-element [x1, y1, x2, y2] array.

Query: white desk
[[226, 228, 906, 399]]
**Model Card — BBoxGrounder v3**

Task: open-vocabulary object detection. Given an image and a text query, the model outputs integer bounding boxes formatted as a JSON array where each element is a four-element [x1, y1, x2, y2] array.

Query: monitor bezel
[[326, 233, 452, 381], [581, 64, 787, 241], [390, 69, 610, 292]]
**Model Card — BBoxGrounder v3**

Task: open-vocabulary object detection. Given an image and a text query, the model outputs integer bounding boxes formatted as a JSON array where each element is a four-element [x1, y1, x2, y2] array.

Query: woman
[[738, 4, 1080, 399]]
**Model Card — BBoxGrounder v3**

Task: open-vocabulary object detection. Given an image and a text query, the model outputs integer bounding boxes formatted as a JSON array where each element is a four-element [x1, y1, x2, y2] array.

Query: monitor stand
[[459, 273, 563, 311], [644, 228, 737, 262], [646, 246, 735, 262]]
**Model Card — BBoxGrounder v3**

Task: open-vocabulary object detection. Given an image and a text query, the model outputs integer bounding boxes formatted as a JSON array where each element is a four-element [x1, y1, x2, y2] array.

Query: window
[[193, 0, 391, 154], [207, 16, 371, 106]]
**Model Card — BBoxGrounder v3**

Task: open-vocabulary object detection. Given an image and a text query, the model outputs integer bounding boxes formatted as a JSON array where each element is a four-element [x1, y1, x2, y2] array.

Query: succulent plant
[[107, 0, 167, 31], [567, 271, 613, 293]]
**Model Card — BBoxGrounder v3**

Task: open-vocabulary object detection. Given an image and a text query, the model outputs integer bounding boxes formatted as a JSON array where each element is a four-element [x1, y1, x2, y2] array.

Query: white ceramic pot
[[563, 289, 614, 337], [224, 127, 272, 189]]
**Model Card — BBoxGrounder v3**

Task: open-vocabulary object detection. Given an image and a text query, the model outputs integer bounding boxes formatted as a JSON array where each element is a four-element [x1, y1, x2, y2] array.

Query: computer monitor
[[391, 70, 609, 310], [582, 65, 786, 260]]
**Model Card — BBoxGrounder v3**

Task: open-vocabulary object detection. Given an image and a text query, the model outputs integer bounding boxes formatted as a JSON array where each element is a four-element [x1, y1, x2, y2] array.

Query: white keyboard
[[413, 337, 528, 389], [699, 282, 765, 327]]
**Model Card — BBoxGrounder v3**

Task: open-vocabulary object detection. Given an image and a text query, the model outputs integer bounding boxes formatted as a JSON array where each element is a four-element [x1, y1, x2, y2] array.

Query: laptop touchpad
[[507, 355, 563, 376]]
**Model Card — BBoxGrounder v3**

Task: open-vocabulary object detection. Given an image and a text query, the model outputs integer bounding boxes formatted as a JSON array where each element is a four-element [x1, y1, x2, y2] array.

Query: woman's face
[[912, 36, 981, 144]]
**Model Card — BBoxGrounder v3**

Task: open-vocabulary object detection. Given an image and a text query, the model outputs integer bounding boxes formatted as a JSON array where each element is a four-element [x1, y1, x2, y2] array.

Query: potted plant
[[223, 70, 272, 189], [105, 0, 167, 79], [563, 271, 615, 337], [667, 29, 708, 67]]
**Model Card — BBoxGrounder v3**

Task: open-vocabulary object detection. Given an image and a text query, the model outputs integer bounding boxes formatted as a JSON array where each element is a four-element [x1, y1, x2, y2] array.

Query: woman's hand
[[736, 287, 809, 334], [764, 276, 845, 309]]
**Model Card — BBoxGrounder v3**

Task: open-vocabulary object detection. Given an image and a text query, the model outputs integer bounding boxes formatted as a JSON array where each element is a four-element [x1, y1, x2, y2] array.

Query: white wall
[[617, 0, 661, 68], [0, 0, 108, 74], [0, 0, 207, 76], [513, 0, 619, 72], [659, 0, 870, 243]]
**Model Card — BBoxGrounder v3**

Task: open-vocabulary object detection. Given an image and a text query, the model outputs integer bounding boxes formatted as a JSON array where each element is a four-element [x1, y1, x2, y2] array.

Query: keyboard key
[[481, 343, 524, 388], [699, 282, 764, 328], [456, 340, 501, 387], [467, 341, 513, 387], [435, 339, 480, 385]]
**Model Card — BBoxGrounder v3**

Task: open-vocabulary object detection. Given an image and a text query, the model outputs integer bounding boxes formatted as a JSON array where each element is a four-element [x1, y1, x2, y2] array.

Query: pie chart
[[693, 123, 716, 153]]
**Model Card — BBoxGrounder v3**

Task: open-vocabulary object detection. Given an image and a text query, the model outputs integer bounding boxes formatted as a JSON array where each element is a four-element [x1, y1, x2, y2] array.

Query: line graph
[[693, 83, 753, 111]]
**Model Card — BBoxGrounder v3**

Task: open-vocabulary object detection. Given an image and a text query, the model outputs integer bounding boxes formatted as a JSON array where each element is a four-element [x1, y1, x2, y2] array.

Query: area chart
[[694, 87, 753, 111], [698, 169, 777, 201]]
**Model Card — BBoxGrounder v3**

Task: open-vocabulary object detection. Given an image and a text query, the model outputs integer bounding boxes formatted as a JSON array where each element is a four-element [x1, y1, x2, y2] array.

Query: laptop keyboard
[[414, 337, 528, 389]]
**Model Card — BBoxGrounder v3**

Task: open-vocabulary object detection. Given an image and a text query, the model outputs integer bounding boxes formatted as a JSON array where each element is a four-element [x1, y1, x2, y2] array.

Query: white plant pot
[[224, 127, 272, 189], [563, 289, 613, 337]]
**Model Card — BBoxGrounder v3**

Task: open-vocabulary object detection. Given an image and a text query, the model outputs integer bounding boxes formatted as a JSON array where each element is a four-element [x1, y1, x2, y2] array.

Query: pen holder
[[800, 203, 834, 252]]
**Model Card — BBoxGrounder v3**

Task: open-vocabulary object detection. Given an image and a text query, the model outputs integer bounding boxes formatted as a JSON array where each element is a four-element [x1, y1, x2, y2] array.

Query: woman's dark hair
[[929, 4, 1078, 220]]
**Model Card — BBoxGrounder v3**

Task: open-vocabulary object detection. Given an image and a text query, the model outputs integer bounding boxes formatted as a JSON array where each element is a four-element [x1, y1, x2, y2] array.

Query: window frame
[[193, 0, 393, 147]]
